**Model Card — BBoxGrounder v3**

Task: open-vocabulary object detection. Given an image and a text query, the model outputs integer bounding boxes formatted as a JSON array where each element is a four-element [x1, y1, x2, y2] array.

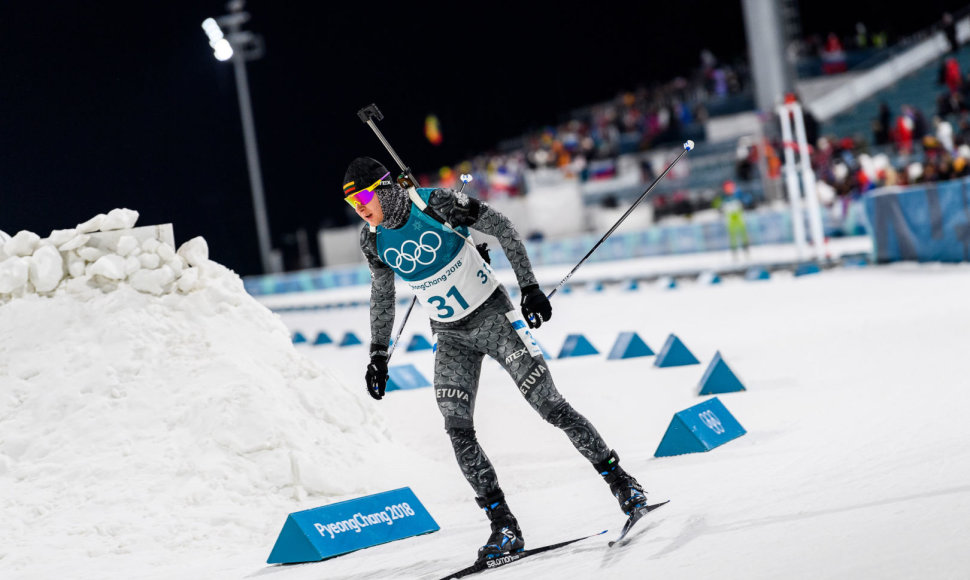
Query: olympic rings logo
[[699, 410, 725, 435], [383, 231, 443, 273]]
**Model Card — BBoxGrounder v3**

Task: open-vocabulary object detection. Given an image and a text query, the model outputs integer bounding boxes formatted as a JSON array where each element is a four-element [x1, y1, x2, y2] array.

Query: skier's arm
[[427, 188, 539, 290], [360, 225, 395, 356]]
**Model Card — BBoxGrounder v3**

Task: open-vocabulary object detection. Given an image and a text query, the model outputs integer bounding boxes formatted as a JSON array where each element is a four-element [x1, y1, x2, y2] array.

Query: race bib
[[409, 242, 499, 322]]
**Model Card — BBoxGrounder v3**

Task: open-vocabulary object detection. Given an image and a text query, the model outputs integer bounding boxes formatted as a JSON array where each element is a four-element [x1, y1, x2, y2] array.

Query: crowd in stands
[[806, 34, 970, 217], [419, 51, 750, 201], [420, 11, 970, 231]]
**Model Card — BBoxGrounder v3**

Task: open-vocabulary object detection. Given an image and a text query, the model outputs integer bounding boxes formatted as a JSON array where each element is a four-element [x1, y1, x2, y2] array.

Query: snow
[[0, 210, 432, 579], [2, 211, 970, 579]]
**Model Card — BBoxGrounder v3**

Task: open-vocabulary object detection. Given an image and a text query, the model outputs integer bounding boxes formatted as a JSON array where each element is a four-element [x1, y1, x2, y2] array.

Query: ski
[[608, 500, 669, 547], [438, 530, 607, 580]]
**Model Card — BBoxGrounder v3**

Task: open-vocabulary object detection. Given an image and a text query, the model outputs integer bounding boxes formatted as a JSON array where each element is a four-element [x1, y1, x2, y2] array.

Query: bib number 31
[[427, 286, 469, 319]]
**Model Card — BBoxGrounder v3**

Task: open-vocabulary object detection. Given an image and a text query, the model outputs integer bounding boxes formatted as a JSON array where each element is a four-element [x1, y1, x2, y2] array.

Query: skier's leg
[[433, 337, 498, 497], [483, 291, 649, 516], [434, 330, 524, 558], [478, 293, 610, 464]]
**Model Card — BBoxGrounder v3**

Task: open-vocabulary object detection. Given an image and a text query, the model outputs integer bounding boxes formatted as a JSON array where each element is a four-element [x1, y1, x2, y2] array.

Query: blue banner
[[267, 487, 439, 564], [864, 179, 970, 263]]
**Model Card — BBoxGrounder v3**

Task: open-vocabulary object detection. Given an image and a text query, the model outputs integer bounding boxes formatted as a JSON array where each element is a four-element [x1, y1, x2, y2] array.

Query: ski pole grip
[[358, 103, 384, 124]]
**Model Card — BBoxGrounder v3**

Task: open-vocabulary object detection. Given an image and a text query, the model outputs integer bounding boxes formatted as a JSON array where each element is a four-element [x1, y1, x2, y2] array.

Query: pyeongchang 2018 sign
[[267, 487, 439, 564]]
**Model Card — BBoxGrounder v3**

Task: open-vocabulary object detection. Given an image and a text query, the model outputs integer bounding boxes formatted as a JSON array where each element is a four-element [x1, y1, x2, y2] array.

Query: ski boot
[[475, 490, 525, 561], [594, 450, 648, 516]]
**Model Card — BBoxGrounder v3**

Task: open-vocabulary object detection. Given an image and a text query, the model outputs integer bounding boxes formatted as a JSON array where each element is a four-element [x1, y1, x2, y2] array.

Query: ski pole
[[546, 140, 694, 300]]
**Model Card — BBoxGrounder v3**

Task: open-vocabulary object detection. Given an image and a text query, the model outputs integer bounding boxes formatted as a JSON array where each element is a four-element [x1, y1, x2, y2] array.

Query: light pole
[[202, 0, 276, 273]]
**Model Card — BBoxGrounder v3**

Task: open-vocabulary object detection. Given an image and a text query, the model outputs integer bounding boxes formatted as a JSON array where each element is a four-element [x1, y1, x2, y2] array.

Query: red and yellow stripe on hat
[[343, 181, 357, 195]]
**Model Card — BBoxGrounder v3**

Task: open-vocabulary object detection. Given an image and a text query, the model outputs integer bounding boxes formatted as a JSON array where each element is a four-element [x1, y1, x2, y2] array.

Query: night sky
[[1, 1, 966, 275]]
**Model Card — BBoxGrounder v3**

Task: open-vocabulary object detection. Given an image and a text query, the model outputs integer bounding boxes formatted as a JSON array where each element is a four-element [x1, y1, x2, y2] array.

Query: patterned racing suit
[[361, 187, 611, 497]]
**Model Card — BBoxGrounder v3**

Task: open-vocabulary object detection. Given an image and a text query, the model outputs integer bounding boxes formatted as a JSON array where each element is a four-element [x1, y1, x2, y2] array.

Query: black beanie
[[343, 157, 392, 196]]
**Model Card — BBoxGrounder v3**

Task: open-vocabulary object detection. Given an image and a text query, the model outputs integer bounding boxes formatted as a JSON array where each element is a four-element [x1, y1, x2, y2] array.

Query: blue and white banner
[[267, 487, 439, 564]]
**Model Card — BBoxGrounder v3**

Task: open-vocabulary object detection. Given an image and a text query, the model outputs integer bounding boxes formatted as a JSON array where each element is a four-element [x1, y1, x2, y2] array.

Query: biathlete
[[345, 156, 649, 561]]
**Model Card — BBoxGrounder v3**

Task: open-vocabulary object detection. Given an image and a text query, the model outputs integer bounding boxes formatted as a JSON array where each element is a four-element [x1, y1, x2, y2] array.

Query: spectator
[[943, 12, 960, 54], [713, 180, 750, 259], [936, 116, 955, 154], [821, 33, 848, 74], [873, 102, 892, 145], [912, 106, 930, 141], [896, 107, 915, 154], [941, 57, 962, 94]]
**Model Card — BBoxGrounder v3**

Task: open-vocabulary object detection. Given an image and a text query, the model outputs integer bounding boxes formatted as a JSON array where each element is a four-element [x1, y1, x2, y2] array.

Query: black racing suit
[[361, 188, 611, 497]]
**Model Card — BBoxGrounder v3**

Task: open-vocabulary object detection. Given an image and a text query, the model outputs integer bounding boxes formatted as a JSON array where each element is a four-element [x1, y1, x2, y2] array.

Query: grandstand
[[292, 6, 970, 289], [819, 44, 970, 142]]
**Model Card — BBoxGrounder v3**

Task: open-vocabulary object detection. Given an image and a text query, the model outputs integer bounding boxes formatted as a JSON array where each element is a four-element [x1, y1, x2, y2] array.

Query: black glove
[[365, 354, 389, 400], [520, 284, 552, 329]]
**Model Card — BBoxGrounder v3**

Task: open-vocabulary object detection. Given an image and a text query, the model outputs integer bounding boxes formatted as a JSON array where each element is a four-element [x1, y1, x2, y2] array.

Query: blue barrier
[[697, 271, 721, 285], [657, 276, 677, 289], [557, 334, 600, 358], [386, 365, 431, 391], [339, 332, 363, 347], [654, 397, 746, 457], [292, 332, 308, 344], [654, 334, 700, 367], [626, 279, 640, 291], [841, 253, 870, 267], [244, 203, 871, 297], [406, 335, 434, 352], [744, 266, 771, 281], [313, 332, 333, 346], [864, 179, 970, 263], [267, 487, 439, 564], [608, 332, 655, 360], [794, 262, 821, 277], [697, 351, 746, 395]]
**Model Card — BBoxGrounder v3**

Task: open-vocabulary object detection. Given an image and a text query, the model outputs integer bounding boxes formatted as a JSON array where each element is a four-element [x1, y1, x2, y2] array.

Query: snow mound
[[0, 210, 395, 575]]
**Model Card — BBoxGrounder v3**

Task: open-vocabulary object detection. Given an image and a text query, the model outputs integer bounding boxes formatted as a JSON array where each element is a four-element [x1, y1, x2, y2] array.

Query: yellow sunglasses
[[344, 171, 390, 210]]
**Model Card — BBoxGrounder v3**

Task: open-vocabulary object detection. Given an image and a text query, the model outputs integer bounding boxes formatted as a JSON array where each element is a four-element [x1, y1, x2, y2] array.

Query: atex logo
[[384, 231, 442, 274], [699, 410, 725, 434], [505, 348, 528, 364]]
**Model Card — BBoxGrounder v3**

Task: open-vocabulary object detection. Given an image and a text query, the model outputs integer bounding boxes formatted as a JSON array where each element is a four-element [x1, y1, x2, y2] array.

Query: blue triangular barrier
[[268, 514, 320, 564], [406, 334, 433, 352], [386, 364, 431, 392], [557, 334, 599, 358], [561, 284, 573, 294], [657, 276, 677, 289], [698, 351, 746, 395], [292, 332, 308, 344], [339, 332, 362, 347], [654, 397, 746, 457], [313, 332, 333, 346], [607, 332, 655, 360], [267, 487, 439, 564], [654, 333, 699, 367], [626, 279, 639, 291], [794, 262, 821, 277], [589, 281, 605, 293], [697, 271, 721, 285], [744, 267, 770, 281]]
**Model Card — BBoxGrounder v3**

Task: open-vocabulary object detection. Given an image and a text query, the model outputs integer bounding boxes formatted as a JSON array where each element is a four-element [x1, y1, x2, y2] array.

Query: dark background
[[1, 1, 966, 275]]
